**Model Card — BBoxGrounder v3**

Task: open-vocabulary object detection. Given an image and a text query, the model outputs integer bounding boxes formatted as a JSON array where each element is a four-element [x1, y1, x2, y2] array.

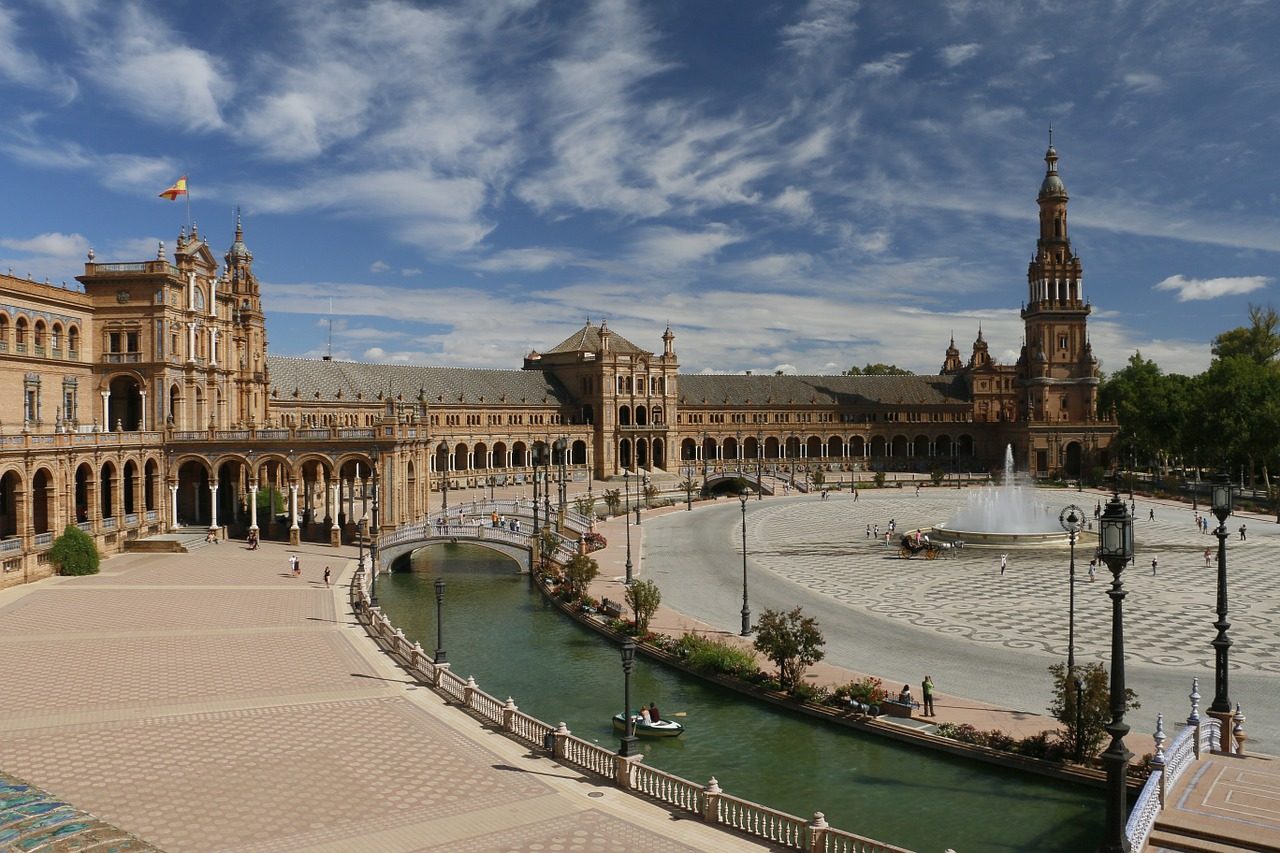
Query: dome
[[1040, 173, 1066, 196]]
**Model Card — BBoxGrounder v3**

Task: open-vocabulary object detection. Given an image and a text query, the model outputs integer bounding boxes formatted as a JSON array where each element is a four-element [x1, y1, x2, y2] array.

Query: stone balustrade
[[349, 565, 912, 852]]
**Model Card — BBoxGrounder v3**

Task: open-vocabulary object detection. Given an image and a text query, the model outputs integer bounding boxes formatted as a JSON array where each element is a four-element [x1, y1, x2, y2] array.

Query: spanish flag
[[158, 176, 187, 200]]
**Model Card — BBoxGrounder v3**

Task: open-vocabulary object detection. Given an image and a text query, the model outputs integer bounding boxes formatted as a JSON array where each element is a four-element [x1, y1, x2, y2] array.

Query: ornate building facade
[[0, 145, 1114, 587]]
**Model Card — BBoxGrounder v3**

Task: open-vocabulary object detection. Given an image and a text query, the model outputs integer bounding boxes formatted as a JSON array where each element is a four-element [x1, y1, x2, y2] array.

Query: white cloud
[[1153, 274, 1269, 302], [858, 51, 912, 78], [939, 42, 981, 67], [401, 267, 423, 277], [0, 232, 90, 258], [1122, 72, 1164, 94], [370, 260, 390, 273], [0, 6, 78, 101], [472, 248, 576, 273], [772, 186, 814, 218], [780, 0, 860, 57], [627, 224, 742, 271]]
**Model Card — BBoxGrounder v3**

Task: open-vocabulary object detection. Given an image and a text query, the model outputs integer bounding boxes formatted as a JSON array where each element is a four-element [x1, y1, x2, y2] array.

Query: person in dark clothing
[[648, 702, 661, 722]]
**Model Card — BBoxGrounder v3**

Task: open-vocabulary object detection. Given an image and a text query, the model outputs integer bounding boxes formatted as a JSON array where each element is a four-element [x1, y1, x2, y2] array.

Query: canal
[[377, 544, 1102, 852]]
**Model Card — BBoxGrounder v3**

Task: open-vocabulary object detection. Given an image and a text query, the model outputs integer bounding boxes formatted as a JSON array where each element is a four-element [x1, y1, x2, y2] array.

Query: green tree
[[642, 481, 659, 507], [1048, 661, 1139, 760], [1211, 303, 1280, 365], [255, 486, 286, 517], [811, 468, 825, 488], [1098, 351, 1193, 473], [536, 527, 559, 572], [574, 493, 596, 518], [603, 488, 622, 515], [1188, 355, 1280, 489], [753, 607, 825, 693], [930, 467, 946, 485], [843, 363, 914, 376], [49, 524, 100, 576], [563, 553, 599, 598], [625, 578, 662, 634]]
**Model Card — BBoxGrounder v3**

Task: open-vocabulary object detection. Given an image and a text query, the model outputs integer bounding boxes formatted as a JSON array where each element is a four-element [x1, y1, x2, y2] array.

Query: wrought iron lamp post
[[437, 440, 449, 516], [618, 638, 638, 757], [433, 576, 447, 663], [1209, 471, 1234, 751], [532, 443, 542, 537], [623, 469, 633, 584], [368, 445, 381, 607], [1098, 491, 1134, 853], [555, 437, 568, 513], [1060, 504, 1085, 761], [739, 491, 751, 636], [684, 465, 693, 511]]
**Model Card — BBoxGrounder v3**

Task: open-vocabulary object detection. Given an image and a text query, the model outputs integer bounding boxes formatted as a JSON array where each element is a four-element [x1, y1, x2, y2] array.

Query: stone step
[[1146, 825, 1274, 853]]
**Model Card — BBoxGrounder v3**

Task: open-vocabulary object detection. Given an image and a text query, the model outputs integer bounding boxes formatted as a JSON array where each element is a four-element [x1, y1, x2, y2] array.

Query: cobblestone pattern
[[744, 493, 1280, 672], [0, 587, 332, 635], [436, 808, 706, 852], [84, 551, 340, 587], [0, 631, 381, 719], [1, 697, 551, 853]]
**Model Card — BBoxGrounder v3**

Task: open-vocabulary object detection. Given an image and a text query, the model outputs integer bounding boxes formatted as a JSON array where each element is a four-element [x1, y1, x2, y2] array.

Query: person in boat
[[640, 705, 651, 724], [648, 702, 661, 722]]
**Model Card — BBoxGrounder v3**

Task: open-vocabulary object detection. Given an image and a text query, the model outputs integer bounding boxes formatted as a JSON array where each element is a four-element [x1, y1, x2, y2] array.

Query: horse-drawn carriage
[[897, 533, 961, 560]]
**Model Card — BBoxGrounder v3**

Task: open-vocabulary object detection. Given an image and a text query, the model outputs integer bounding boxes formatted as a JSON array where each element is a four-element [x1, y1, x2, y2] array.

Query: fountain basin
[[931, 525, 1095, 550]]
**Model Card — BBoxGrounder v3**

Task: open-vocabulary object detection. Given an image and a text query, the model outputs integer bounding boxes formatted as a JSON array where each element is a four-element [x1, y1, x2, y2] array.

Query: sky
[[0, 0, 1278, 379]]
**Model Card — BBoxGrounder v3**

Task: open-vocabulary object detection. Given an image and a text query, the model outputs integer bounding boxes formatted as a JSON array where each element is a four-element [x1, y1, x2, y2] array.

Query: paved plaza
[[0, 541, 768, 852], [641, 486, 1280, 751]]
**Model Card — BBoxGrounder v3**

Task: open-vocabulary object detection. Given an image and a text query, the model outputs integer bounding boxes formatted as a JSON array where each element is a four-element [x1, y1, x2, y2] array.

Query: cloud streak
[[1153, 274, 1270, 302]]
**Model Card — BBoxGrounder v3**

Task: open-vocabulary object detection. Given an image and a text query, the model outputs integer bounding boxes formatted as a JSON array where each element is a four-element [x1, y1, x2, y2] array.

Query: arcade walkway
[[0, 542, 769, 852]]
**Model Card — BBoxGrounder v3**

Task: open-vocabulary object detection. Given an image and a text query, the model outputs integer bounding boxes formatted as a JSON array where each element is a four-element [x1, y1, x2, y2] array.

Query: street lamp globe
[[1211, 472, 1233, 523], [1099, 496, 1133, 563]]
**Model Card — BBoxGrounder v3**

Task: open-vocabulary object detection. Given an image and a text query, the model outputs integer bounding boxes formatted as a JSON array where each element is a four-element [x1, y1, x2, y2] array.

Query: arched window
[[15, 317, 28, 350], [51, 323, 62, 352], [68, 326, 80, 358]]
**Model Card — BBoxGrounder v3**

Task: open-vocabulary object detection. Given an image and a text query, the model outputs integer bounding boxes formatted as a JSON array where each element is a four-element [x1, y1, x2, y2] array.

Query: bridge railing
[[1125, 680, 1229, 851], [349, 564, 911, 852]]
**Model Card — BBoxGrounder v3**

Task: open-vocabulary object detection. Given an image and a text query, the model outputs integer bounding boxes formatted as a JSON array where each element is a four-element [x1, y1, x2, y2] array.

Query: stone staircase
[[122, 528, 216, 554], [1144, 753, 1280, 852]]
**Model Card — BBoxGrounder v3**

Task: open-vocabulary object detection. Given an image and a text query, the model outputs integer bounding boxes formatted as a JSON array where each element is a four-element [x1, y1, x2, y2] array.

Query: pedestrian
[[1000, 554, 1007, 576], [915, 484, 921, 497], [288, 554, 298, 575], [1204, 547, 1211, 568], [323, 566, 331, 587], [1151, 556, 1157, 576], [1149, 508, 1155, 521], [874, 524, 879, 538], [921, 675, 935, 716], [1239, 523, 1247, 541], [866, 524, 871, 539], [1087, 562, 1096, 582], [853, 488, 859, 502], [293, 558, 302, 578]]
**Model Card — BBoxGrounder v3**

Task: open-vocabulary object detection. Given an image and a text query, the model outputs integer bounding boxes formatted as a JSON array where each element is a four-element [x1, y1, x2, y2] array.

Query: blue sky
[[1, 0, 1277, 378]]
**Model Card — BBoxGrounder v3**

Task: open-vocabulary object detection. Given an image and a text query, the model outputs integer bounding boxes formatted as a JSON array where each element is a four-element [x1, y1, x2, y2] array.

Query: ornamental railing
[[350, 564, 910, 853]]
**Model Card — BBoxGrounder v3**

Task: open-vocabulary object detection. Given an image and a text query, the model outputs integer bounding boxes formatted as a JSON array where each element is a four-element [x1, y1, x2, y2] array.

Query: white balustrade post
[[702, 777, 722, 825], [808, 812, 828, 853], [289, 484, 300, 530], [1188, 677, 1202, 759], [329, 481, 339, 529], [208, 483, 219, 531], [248, 483, 259, 531], [168, 483, 179, 528], [1153, 714, 1167, 807]]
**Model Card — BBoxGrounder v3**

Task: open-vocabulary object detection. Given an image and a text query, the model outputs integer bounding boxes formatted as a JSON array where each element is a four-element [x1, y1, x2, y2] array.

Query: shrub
[[753, 607, 826, 692], [563, 553, 600, 599], [671, 633, 759, 679], [49, 524, 100, 576], [1048, 661, 1140, 760], [1012, 732, 1066, 761], [833, 676, 888, 706], [582, 532, 607, 552], [574, 494, 597, 518], [625, 578, 661, 634], [872, 471, 886, 488], [789, 681, 829, 704], [603, 489, 622, 515]]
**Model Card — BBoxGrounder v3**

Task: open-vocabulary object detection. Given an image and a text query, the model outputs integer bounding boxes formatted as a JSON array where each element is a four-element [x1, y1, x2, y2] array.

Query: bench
[[600, 598, 624, 620], [882, 700, 918, 719]]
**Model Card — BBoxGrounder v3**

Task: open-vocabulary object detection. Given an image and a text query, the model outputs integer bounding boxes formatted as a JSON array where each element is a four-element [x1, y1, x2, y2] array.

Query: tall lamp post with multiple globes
[[1097, 490, 1134, 853], [1209, 471, 1234, 751], [436, 440, 449, 517], [555, 437, 568, 514], [623, 469, 633, 584], [531, 444, 541, 537], [739, 491, 751, 636], [368, 445, 381, 607], [433, 577, 447, 664], [1059, 504, 1086, 762]]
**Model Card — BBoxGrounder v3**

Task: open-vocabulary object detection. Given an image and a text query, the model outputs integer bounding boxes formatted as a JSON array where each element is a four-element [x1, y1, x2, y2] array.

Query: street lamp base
[[1208, 708, 1234, 752], [741, 608, 752, 636], [618, 735, 639, 757]]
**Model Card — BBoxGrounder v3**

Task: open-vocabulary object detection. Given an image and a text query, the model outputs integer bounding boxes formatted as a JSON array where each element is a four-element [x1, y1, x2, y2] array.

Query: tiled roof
[[267, 357, 572, 405], [678, 373, 970, 406], [545, 322, 646, 355]]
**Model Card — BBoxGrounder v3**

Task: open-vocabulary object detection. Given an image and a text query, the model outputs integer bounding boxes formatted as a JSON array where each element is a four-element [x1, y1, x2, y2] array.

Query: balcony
[[103, 353, 141, 364]]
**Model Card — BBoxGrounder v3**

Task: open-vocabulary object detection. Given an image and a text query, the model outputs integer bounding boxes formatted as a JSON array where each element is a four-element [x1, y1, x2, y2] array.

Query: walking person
[[866, 524, 871, 539], [1239, 523, 1247, 541], [1000, 553, 1007, 576], [288, 554, 298, 575], [293, 557, 302, 578], [323, 566, 331, 587], [1151, 556, 1157, 576], [1149, 507, 1155, 521], [1204, 547, 1212, 568], [921, 675, 935, 716]]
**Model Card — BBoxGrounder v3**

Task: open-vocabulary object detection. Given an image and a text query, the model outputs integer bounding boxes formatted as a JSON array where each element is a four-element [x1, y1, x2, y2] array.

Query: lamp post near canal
[[437, 440, 449, 516], [618, 638, 638, 757], [433, 577, 447, 664], [1059, 504, 1085, 761], [623, 469, 633, 585], [1209, 471, 1234, 751], [739, 491, 751, 636], [1097, 490, 1134, 853], [555, 436, 568, 513], [368, 445, 381, 607]]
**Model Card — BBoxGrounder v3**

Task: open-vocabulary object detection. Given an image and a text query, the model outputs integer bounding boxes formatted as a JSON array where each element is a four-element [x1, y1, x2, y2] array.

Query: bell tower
[[1019, 135, 1097, 423], [223, 211, 270, 425]]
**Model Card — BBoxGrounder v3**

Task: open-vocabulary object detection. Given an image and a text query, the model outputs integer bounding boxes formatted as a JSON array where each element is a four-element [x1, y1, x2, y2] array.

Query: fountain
[[933, 445, 1080, 548]]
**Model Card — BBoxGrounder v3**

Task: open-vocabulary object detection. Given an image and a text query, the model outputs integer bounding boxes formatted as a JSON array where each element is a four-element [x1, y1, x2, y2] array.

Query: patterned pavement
[[742, 489, 1280, 672], [0, 541, 770, 852]]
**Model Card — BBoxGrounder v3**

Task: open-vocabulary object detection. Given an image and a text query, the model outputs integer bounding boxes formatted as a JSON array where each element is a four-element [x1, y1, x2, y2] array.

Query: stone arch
[[652, 437, 665, 468], [701, 436, 717, 464], [618, 405, 631, 426], [870, 436, 887, 457], [67, 324, 80, 357], [764, 436, 781, 459], [912, 434, 929, 458], [122, 458, 139, 515], [723, 436, 739, 460], [1064, 441, 1083, 477], [174, 458, 212, 526], [105, 373, 145, 431], [571, 440, 587, 465], [850, 435, 866, 457], [619, 437, 633, 470], [806, 435, 822, 458], [492, 441, 508, 469], [452, 442, 468, 472], [73, 462, 92, 523], [99, 460, 118, 520], [473, 442, 488, 471], [0, 312, 8, 346], [827, 435, 843, 458], [635, 405, 648, 426], [744, 436, 760, 460], [51, 321, 63, 353], [33, 318, 46, 351], [636, 437, 649, 468], [511, 441, 528, 468], [936, 434, 954, 457], [581, 404, 594, 425], [0, 468, 22, 539], [785, 436, 802, 458], [14, 315, 28, 351], [144, 458, 160, 512], [681, 438, 697, 461], [32, 466, 54, 535], [957, 434, 975, 456], [891, 435, 908, 458]]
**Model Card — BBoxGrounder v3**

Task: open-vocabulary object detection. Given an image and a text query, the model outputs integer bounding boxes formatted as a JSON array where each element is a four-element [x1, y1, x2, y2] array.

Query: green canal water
[[377, 544, 1101, 852]]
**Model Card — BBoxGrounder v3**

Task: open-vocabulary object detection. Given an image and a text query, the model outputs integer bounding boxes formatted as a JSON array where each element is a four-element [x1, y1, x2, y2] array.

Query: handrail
[[349, 564, 908, 852], [1124, 712, 1223, 850]]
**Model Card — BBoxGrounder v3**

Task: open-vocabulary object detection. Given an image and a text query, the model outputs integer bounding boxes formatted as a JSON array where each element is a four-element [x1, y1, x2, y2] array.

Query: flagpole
[[185, 180, 192, 233]]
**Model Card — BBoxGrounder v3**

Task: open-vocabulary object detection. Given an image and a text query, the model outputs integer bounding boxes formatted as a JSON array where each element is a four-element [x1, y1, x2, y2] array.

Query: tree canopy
[[843, 363, 914, 376]]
